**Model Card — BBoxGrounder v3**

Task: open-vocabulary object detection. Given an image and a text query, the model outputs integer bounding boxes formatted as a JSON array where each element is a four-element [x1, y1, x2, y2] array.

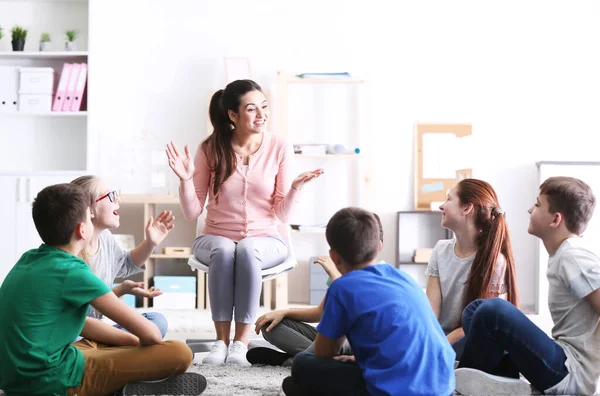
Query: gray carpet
[[188, 363, 289, 396]]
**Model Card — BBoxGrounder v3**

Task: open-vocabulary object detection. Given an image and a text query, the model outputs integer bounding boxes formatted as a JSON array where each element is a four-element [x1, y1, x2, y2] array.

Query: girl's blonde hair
[[71, 175, 101, 267]]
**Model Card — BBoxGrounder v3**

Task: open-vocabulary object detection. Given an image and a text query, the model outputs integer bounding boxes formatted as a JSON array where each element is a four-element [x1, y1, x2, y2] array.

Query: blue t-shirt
[[317, 264, 456, 396]]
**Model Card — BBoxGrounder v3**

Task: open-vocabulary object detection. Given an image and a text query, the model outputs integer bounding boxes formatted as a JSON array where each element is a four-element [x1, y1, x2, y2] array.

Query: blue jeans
[[287, 352, 369, 396], [452, 336, 465, 361], [113, 312, 168, 338], [458, 298, 568, 392]]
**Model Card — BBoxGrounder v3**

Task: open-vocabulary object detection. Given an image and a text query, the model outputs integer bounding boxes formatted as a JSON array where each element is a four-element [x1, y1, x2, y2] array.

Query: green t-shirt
[[0, 244, 111, 396]]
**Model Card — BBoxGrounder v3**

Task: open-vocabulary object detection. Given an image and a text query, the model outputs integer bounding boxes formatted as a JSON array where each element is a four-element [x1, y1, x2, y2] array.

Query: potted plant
[[65, 29, 78, 51], [11, 25, 28, 51], [0, 26, 4, 42], [39, 32, 51, 51]]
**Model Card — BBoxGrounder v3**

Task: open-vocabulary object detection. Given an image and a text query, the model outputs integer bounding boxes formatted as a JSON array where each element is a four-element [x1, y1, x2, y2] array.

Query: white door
[[0, 176, 19, 285]]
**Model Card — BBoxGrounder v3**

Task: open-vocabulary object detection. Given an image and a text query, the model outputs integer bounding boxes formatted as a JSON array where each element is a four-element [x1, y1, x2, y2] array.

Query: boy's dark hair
[[373, 212, 384, 243], [32, 183, 92, 246], [540, 176, 596, 235], [326, 207, 380, 267]]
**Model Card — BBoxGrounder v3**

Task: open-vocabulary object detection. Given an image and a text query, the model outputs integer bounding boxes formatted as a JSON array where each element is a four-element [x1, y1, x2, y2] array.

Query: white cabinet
[[0, 173, 82, 286]]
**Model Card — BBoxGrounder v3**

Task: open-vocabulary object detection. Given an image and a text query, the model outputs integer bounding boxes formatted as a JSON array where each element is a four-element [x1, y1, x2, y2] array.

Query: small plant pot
[[39, 42, 51, 51], [65, 41, 77, 51], [12, 40, 25, 51]]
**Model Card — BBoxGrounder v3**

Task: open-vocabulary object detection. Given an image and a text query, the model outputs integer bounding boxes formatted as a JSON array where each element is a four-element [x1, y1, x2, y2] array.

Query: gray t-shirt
[[545, 238, 600, 396], [86, 229, 144, 319], [425, 239, 506, 334]]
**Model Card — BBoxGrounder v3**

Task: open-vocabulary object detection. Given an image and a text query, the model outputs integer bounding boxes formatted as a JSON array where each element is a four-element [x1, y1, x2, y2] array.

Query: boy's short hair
[[540, 176, 596, 235], [32, 183, 92, 246], [373, 212, 384, 243], [326, 207, 380, 267]]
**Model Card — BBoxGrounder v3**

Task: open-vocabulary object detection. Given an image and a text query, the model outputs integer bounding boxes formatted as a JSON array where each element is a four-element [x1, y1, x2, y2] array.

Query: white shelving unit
[[0, 0, 90, 286], [274, 71, 373, 304]]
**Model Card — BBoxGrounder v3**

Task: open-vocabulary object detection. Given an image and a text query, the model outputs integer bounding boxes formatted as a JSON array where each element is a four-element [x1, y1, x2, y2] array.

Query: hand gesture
[[333, 355, 356, 363], [145, 210, 175, 247], [166, 141, 194, 181], [291, 168, 324, 191], [314, 255, 335, 273], [120, 280, 163, 298], [254, 310, 287, 334]]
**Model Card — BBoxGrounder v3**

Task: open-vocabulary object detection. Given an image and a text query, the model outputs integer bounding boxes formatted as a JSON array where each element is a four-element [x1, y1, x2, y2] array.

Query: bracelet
[[181, 176, 192, 182]]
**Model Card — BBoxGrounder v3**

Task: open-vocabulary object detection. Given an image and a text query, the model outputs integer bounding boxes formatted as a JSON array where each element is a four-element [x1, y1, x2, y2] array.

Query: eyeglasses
[[95, 190, 118, 204]]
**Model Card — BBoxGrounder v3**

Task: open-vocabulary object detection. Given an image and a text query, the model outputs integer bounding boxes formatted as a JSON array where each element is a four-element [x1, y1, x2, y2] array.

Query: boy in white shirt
[[455, 176, 600, 396]]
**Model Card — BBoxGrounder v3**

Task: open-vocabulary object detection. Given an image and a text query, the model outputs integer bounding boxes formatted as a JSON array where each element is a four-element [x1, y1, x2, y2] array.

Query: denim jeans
[[113, 312, 168, 338], [286, 352, 369, 396], [458, 298, 568, 392]]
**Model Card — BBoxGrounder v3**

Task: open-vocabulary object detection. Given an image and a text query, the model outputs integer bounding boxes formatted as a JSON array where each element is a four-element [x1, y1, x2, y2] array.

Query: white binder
[[0, 67, 19, 113]]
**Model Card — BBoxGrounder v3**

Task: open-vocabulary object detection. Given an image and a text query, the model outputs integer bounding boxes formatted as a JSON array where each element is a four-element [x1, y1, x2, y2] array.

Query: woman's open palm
[[166, 141, 194, 181]]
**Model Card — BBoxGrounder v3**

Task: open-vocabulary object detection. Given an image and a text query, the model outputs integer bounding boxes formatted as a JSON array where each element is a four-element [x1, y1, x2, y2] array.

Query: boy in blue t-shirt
[[282, 207, 456, 396]]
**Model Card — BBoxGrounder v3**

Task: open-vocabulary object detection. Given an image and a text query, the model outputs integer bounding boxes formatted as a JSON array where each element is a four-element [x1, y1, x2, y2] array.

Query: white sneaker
[[202, 340, 228, 365], [225, 341, 251, 366], [455, 367, 541, 396]]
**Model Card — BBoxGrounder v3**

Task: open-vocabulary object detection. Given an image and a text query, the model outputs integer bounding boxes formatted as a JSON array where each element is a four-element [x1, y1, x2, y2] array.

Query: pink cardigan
[[178, 132, 300, 242]]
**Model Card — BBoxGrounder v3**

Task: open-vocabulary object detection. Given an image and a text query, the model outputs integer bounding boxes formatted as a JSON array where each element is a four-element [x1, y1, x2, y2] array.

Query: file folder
[[69, 63, 87, 112], [62, 63, 81, 111], [52, 63, 73, 112]]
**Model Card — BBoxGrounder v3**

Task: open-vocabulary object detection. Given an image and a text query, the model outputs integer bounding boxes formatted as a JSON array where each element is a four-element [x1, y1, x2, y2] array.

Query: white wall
[[90, 0, 600, 311]]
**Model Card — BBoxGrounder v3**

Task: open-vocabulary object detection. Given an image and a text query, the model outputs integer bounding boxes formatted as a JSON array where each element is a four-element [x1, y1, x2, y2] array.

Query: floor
[[0, 307, 554, 396]]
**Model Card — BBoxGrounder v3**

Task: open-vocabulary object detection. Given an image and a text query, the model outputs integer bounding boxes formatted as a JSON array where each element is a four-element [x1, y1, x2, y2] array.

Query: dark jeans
[[458, 298, 568, 392], [284, 352, 369, 396], [452, 337, 465, 361]]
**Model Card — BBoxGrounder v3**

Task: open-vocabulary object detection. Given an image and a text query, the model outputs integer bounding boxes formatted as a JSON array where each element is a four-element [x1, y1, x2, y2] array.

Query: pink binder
[[69, 63, 87, 112], [61, 63, 81, 111], [52, 63, 73, 112]]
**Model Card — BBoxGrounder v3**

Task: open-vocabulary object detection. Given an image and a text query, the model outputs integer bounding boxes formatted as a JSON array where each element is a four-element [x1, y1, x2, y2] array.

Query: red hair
[[456, 179, 519, 309]]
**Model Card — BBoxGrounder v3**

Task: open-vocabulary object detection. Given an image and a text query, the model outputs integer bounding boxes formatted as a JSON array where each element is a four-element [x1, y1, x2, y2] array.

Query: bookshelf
[[117, 195, 205, 310], [275, 71, 373, 304], [0, 0, 90, 173]]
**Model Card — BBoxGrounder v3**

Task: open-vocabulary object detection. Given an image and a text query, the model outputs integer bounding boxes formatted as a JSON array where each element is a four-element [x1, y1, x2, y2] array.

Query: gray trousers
[[262, 318, 353, 356], [193, 234, 287, 324]]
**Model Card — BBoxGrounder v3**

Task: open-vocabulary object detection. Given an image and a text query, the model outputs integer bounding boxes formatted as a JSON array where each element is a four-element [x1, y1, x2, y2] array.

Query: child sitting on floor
[[456, 176, 600, 396], [0, 183, 205, 396], [282, 207, 456, 396]]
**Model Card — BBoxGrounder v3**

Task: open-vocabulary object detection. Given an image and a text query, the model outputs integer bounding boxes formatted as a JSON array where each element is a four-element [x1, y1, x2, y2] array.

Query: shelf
[[294, 154, 365, 159], [0, 51, 88, 59], [287, 77, 365, 84], [398, 261, 428, 265], [0, 111, 87, 118], [119, 195, 180, 204], [150, 253, 193, 259], [291, 227, 326, 234]]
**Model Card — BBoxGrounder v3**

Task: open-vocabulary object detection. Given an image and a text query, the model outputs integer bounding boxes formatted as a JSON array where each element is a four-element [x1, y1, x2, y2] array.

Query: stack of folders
[[52, 63, 88, 112]]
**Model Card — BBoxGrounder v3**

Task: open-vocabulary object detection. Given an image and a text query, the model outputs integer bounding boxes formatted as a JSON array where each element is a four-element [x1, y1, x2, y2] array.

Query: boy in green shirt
[[0, 183, 205, 396]]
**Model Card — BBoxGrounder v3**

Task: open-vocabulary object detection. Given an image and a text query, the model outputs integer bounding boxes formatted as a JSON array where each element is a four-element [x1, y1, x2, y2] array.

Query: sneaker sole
[[246, 347, 292, 366], [122, 372, 207, 396], [455, 368, 539, 396]]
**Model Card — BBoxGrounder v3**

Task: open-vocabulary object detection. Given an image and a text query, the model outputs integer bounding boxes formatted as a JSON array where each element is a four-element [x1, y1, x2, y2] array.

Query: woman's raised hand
[[291, 168, 324, 191], [166, 141, 194, 181]]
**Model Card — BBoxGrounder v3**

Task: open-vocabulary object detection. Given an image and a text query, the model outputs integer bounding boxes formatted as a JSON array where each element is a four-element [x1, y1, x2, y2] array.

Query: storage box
[[152, 276, 196, 309], [19, 67, 54, 94], [18, 94, 52, 112], [163, 247, 192, 255], [414, 248, 433, 264]]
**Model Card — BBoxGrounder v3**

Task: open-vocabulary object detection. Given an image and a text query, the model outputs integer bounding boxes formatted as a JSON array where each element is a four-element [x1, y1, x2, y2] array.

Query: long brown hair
[[456, 179, 518, 308], [204, 79, 263, 202]]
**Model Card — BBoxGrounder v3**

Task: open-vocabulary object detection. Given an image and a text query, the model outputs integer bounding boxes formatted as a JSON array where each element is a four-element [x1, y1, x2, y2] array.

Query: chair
[[187, 222, 297, 311], [186, 223, 297, 353]]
